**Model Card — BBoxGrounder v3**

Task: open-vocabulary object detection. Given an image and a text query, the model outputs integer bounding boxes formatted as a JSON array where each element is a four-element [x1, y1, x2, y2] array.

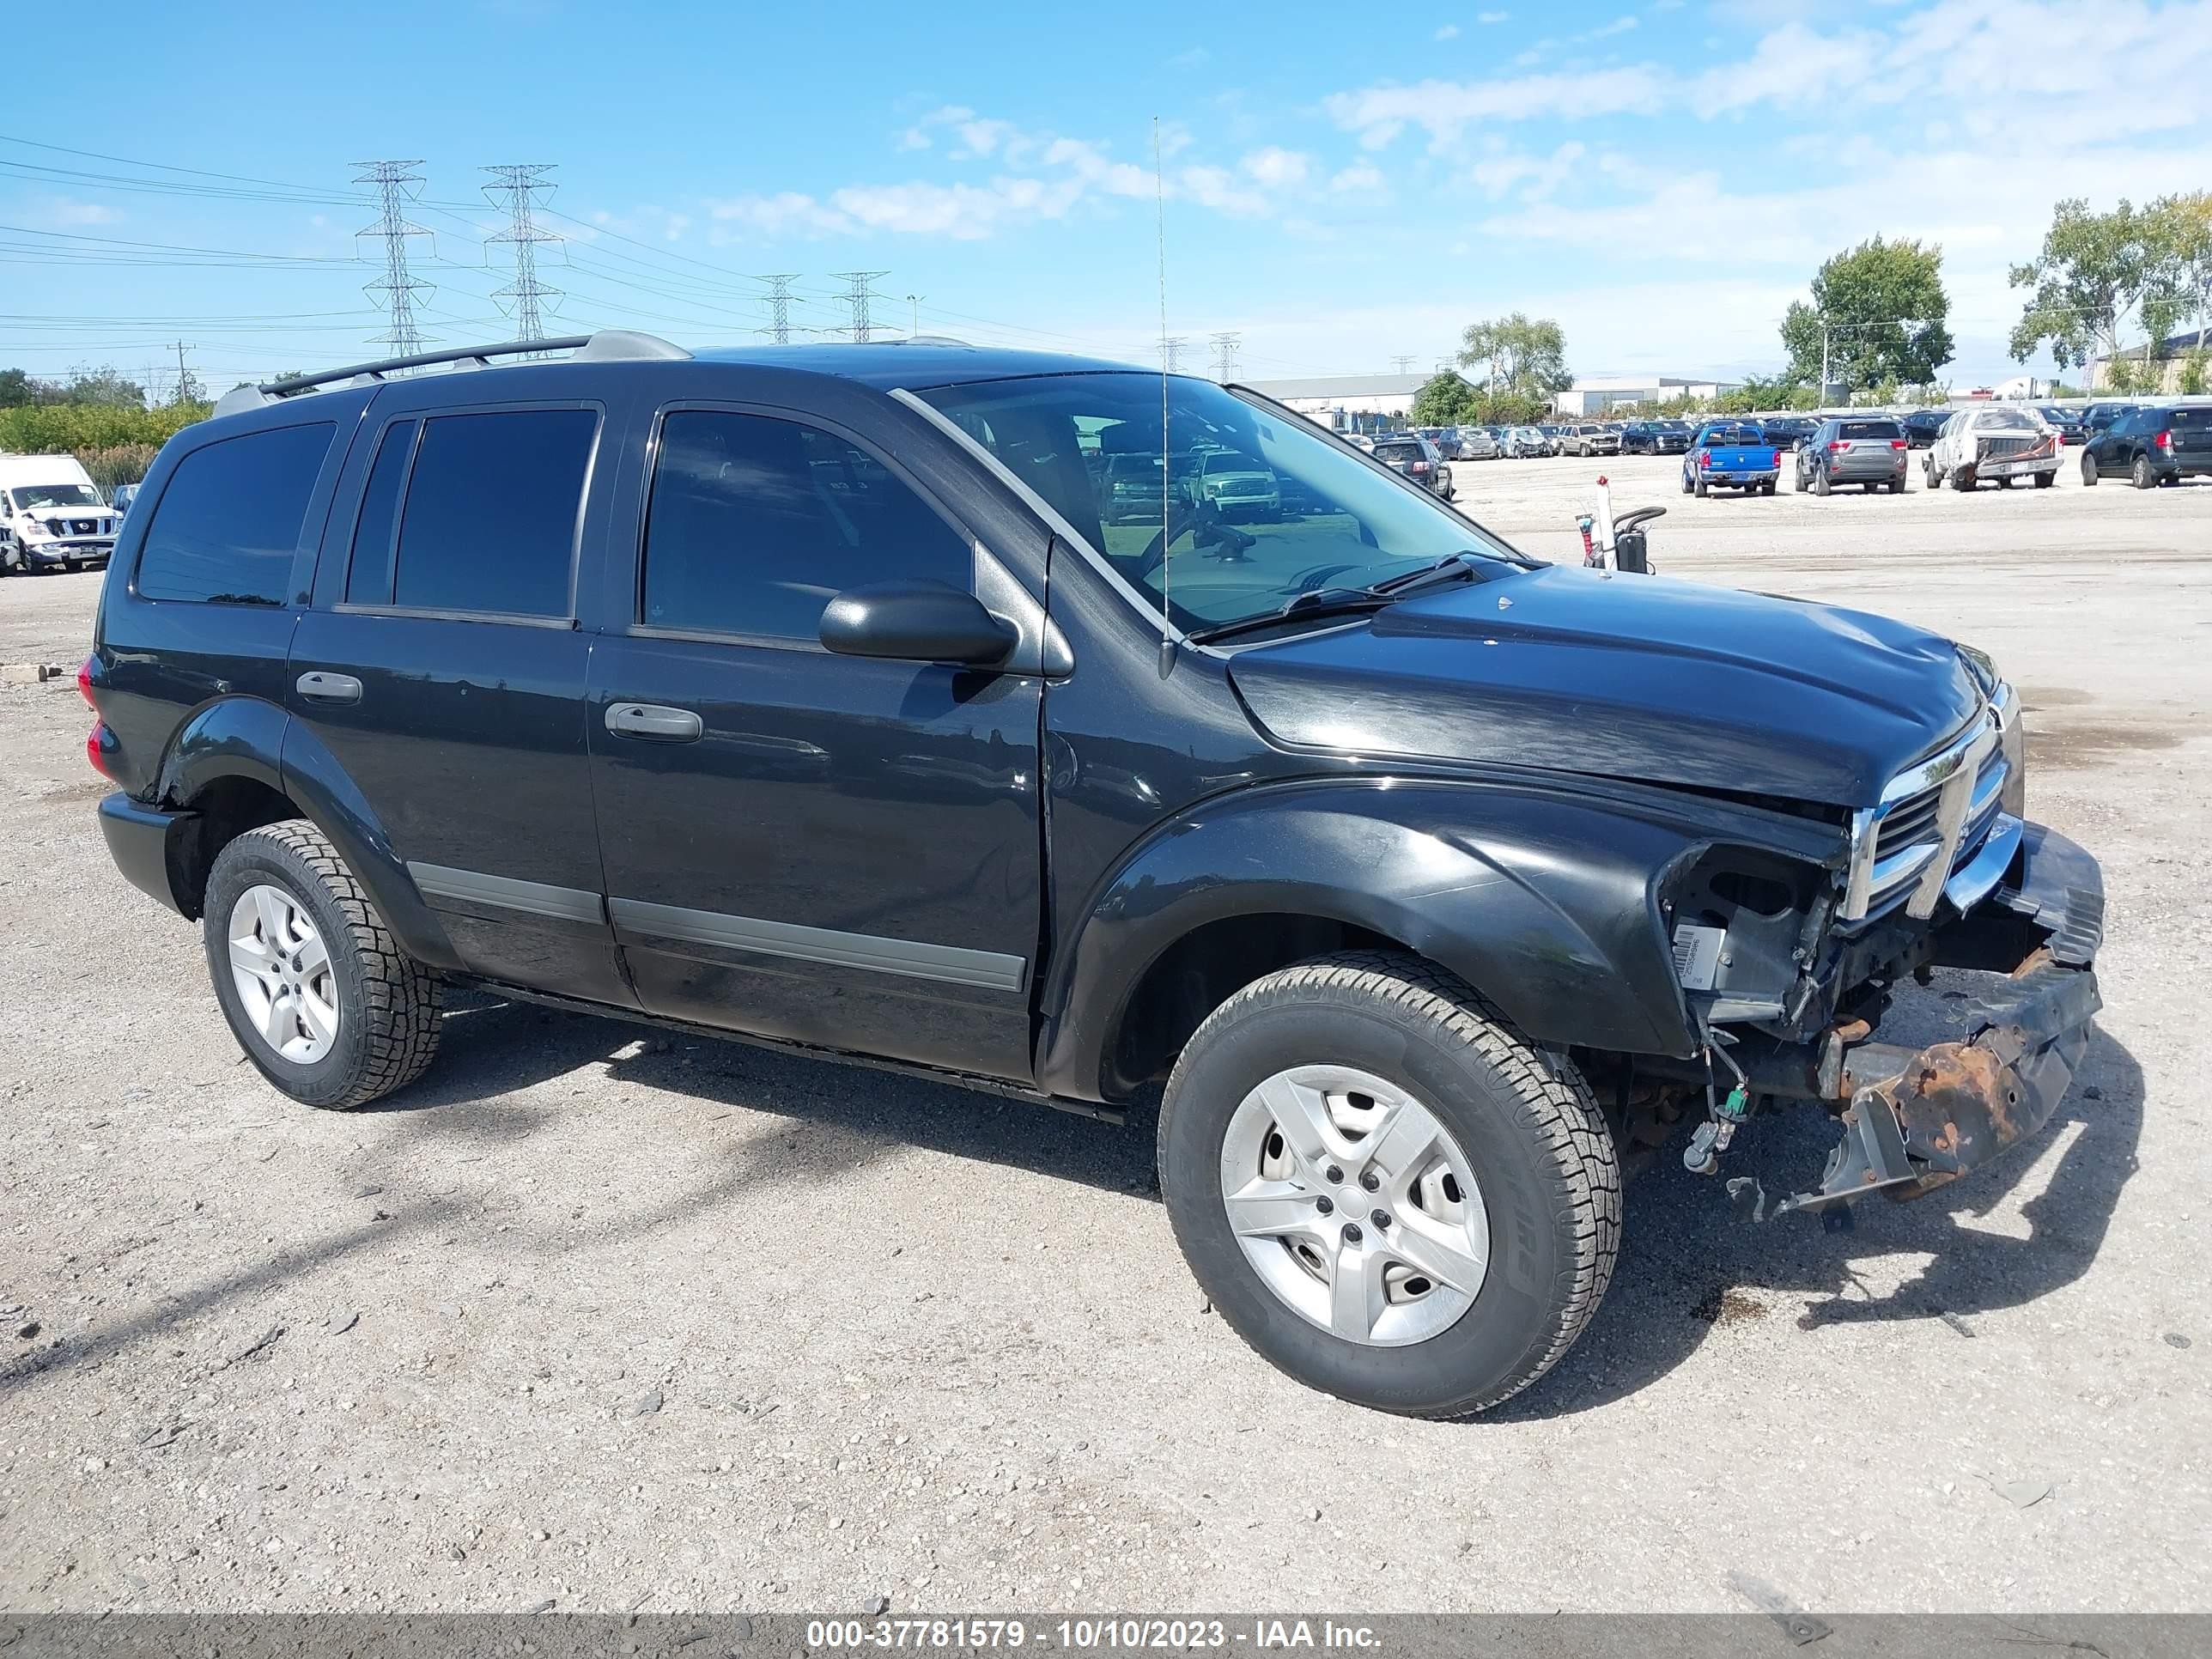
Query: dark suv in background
[[87, 331, 2102, 1420], [2081, 404, 2212, 487]]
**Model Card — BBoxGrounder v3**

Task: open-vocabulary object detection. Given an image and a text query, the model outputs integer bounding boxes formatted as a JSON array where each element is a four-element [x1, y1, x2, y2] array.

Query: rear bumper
[[98, 791, 187, 915], [1761, 821, 2103, 1217]]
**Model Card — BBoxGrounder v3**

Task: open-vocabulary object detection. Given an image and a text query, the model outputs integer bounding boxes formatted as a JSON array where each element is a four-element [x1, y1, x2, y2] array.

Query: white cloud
[[31, 198, 119, 228], [1330, 161, 1388, 195], [1241, 146, 1312, 189], [1477, 9, 1508, 20], [1325, 67, 1668, 149], [706, 191, 854, 240], [1436, 22, 1461, 40], [1587, 15, 1637, 37], [1177, 164, 1271, 216]]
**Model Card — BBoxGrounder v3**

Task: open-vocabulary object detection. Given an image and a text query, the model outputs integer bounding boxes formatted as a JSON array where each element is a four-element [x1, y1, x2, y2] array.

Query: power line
[[758, 274, 799, 344], [1210, 331, 1242, 381], [482, 164, 562, 343], [830, 270, 890, 342], [354, 160, 434, 356]]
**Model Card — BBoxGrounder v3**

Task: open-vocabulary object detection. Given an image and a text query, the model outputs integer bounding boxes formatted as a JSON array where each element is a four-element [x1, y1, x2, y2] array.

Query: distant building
[[1553, 374, 1742, 416], [2087, 327, 2211, 393], [1244, 372, 1445, 431]]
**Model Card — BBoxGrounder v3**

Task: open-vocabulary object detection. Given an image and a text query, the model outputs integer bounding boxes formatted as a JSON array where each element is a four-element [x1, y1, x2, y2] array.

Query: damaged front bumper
[[1755, 821, 2104, 1218]]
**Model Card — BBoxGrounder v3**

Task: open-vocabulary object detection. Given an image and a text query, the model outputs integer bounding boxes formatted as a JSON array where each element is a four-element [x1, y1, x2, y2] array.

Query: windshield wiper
[[1186, 586, 1394, 646], [1368, 548, 1534, 596]]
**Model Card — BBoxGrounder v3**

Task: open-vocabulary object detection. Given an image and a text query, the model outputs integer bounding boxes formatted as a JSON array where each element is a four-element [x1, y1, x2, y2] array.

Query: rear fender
[[1036, 777, 1840, 1102], [153, 694, 289, 807]]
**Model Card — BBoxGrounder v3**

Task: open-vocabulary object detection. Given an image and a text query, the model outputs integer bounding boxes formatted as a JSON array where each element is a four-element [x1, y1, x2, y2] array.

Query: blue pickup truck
[[1682, 422, 1780, 496]]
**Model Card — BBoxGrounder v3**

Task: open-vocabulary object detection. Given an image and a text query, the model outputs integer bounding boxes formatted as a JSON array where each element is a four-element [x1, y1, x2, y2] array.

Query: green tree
[[2009, 198, 2183, 381], [1456, 313, 1571, 404], [33, 366, 148, 408], [0, 367, 32, 408], [1409, 372, 1480, 426], [1780, 237, 1954, 396]]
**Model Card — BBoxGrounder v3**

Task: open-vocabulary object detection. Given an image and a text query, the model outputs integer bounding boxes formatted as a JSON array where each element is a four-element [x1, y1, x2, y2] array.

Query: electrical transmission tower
[[354, 160, 434, 356], [1209, 331, 1242, 381], [482, 164, 562, 343], [1158, 336, 1188, 372], [757, 274, 799, 344], [830, 270, 890, 342], [1390, 355, 1418, 374]]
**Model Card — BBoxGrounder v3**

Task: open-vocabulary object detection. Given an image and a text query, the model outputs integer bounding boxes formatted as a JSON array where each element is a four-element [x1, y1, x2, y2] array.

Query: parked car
[[0, 454, 121, 574], [109, 482, 143, 518], [2080, 404, 2212, 488], [1796, 417, 1910, 495], [1682, 422, 1780, 495], [1537, 423, 1569, 451], [2080, 401, 2137, 438], [1452, 426, 1500, 461], [1504, 425, 1553, 458], [1927, 406, 2060, 490], [2035, 406, 2087, 445], [1100, 453, 1176, 524], [87, 332, 2100, 1419], [1757, 416, 1816, 451], [1370, 434, 1453, 498], [1194, 447, 1283, 520], [1898, 410, 1947, 448], [1562, 422, 1621, 459], [1620, 422, 1686, 455]]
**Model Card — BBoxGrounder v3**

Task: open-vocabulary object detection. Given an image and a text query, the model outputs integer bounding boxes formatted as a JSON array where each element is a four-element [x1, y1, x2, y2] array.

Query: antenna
[[1154, 117, 1175, 678]]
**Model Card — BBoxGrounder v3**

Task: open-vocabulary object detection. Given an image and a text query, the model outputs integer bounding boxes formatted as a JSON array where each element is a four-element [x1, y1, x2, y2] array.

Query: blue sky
[[6, 0, 2209, 394]]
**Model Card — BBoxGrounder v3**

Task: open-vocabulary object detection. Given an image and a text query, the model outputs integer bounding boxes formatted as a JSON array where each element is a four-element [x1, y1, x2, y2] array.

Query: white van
[[1, 453, 120, 574]]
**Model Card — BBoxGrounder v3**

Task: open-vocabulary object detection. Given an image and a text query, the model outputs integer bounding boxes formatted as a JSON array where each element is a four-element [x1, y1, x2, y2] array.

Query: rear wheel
[[2034, 471, 2056, 489], [1693, 475, 1708, 497], [2081, 453, 2099, 486], [1158, 951, 1620, 1418], [1954, 466, 1977, 491], [1812, 466, 1830, 496], [202, 820, 441, 1110], [2134, 455, 2154, 489], [1998, 475, 2014, 489]]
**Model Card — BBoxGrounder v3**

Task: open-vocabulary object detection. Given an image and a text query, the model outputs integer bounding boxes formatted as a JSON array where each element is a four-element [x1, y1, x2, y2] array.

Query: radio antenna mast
[[1154, 117, 1176, 678]]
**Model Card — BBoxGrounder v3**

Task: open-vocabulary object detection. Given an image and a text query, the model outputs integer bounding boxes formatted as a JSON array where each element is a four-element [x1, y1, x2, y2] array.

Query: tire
[[2034, 471, 2055, 489], [1812, 466, 1829, 496], [1925, 456, 1940, 489], [1693, 475, 1709, 497], [2133, 455, 2154, 489], [1156, 951, 1620, 1419], [1760, 479, 1777, 495], [1954, 467, 1977, 491], [1997, 476, 2013, 489], [1680, 471, 1692, 495], [2081, 453, 2099, 486], [202, 819, 441, 1110]]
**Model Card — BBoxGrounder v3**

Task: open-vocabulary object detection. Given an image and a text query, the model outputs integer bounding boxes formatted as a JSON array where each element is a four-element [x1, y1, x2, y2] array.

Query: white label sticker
[[1671, 923, 1725, 992]]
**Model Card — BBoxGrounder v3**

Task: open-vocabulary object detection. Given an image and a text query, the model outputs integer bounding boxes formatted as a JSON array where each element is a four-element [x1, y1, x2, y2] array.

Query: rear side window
[[391, 408, 597, 618], [641, 410, 972, 643], [344, 419, 418, 605], [135, 422, 335, 605]]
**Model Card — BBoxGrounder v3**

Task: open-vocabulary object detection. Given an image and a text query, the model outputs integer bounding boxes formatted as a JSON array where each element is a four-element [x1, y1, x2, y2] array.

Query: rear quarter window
[[389, 408, 598, 617], [135, 422, 336, 605]]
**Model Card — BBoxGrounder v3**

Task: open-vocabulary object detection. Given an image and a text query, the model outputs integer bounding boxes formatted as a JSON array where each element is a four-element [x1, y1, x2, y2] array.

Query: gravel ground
[[2, 453, 2208, 1615]]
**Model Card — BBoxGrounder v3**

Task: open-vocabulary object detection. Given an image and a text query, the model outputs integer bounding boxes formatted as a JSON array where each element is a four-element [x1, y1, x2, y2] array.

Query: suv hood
[[1224, 563, 1981, 807]]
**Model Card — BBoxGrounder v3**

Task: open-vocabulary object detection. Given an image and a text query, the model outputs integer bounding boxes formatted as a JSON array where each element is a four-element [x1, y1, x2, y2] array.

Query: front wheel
[[2081, 453, 2098, 485], [202, 819, 442, 1110], [1157, 951, 1620, 1418]]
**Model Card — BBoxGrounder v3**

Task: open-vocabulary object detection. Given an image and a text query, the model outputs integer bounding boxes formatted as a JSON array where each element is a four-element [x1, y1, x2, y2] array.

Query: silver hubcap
[[227, 884, 339, 1065], [1218, 1066, 1489, 1347]]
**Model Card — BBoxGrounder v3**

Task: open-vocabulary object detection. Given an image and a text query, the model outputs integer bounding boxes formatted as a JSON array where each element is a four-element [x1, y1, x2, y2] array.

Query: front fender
[[1036, 775, 1844, 1102]]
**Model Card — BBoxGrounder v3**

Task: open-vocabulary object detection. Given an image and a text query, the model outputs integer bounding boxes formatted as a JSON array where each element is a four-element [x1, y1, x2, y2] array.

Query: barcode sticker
[[1671, 923, 1725, 992]]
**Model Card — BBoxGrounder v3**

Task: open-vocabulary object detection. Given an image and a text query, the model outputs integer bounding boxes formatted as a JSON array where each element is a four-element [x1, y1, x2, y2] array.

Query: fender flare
[[1034, 776, 1840, 1103]]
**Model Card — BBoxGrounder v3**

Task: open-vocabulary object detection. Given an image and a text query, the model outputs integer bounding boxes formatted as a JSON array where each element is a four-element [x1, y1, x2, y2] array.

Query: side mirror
[[818, 580, 1018, 667]]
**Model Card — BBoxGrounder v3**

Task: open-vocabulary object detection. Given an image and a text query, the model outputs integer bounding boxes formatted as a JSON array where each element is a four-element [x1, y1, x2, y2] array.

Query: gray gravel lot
[[2, 453, 2208, 1614]]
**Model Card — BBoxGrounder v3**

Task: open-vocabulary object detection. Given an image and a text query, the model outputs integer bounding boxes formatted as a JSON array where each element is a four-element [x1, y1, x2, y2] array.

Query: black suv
[[2080, 404, 2212, 488], [88, 332, 2104, 1419]]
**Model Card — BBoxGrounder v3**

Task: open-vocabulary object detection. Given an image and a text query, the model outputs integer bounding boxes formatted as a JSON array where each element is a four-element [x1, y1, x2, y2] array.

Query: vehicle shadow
[[1490, 996, 2143, 1421]]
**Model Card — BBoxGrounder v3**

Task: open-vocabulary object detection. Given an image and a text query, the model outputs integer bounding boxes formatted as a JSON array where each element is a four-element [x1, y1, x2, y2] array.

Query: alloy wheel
[[227, 884, 341, 1064], [1218, 1065, 1489, 1346]]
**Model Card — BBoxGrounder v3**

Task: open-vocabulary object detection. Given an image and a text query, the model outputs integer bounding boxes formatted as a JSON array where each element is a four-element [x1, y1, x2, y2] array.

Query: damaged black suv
[[88, 333, 2102, 1418]]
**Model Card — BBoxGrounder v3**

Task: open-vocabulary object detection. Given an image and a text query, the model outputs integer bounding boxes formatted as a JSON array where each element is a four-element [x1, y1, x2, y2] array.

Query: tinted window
[[392, 408, 596, 617], [1372, 441, 1425, 463], [136, 422, 334, 605], [1978, 409, 2037, 430], [2172, 410, 2208, 429], [641, 410, 972, 642], [1839, 421, 1901, 440], [345, 418, 417, 605]]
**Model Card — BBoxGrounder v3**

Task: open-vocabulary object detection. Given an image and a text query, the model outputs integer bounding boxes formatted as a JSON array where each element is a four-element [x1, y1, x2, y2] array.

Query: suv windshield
[[919, 373, 1522, 633], [9, 483, 101, 511]]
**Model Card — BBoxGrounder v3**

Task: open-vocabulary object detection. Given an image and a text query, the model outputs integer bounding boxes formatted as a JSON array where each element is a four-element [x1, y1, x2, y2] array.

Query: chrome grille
[[1843, 687, 2014, 923]]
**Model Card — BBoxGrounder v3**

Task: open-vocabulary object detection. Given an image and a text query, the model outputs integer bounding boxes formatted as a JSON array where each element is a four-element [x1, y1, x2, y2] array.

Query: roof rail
[[211, 330, 692, 419]]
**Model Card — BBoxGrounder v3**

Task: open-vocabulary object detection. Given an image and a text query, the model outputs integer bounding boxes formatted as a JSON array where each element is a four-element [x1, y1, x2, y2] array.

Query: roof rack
[[211, 330, 692, 419]]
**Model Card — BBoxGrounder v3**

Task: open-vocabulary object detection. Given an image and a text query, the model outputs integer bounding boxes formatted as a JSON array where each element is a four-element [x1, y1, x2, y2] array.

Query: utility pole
[[905, 294, 926, 337], [830, 270, 890, 342], [168, 342, 202, 406], [1209, 331, 1242, 381], [354, 160, 434, 357], [482, 164, 562, 343], [756, 274, 799, 344], [1158, 336, 1187, 372]]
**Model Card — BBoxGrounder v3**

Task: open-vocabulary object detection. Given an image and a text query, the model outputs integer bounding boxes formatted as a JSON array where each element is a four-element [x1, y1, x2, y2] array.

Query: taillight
[[1890, 439, 1908, 450], [1411, 460, 1430, 473], [77, 657, 95, 708], [86, 721, 116, 780], [2155, 428, 2172, 449], [1828, 440, 1848, 453], [1698, 448, 1711, 467]]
